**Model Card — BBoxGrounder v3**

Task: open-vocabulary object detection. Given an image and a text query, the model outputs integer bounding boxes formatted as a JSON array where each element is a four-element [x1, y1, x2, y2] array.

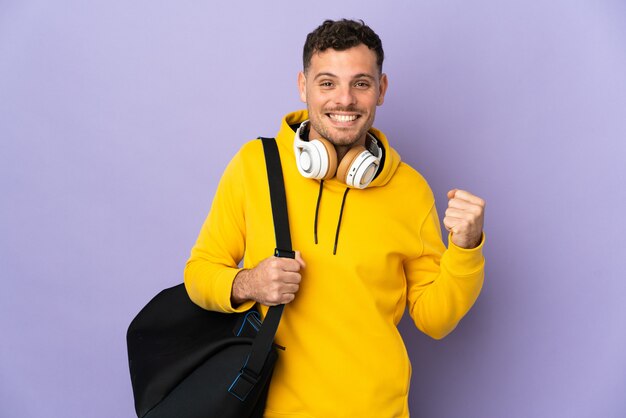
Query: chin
[[327, 136, 361, 147], [330, 127, 370, 146]]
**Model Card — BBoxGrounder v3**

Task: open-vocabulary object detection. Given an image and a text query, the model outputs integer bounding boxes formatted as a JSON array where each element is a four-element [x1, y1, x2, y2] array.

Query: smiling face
[[298, 44, 388, 149]]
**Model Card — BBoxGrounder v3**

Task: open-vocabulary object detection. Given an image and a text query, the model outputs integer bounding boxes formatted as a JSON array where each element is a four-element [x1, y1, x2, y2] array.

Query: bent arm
[[405, 203, 485, 340], [184, 151, 256, 313]]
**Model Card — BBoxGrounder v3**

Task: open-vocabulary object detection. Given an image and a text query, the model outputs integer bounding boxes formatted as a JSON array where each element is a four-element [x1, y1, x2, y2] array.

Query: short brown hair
[[303, 19, 384, 74]]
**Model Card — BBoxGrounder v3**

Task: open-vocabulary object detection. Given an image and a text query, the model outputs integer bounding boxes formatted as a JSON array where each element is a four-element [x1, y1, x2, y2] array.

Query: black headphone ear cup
[[316, 137, 338, 179], [336, 146, 366, 184]]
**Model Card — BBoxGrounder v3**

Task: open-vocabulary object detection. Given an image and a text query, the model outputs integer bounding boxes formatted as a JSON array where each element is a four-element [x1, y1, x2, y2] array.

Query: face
[[298, 44, 388, 148]]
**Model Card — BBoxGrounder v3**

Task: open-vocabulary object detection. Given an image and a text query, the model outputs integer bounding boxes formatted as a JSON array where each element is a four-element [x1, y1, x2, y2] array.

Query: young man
[[185, 19, 485, 417]]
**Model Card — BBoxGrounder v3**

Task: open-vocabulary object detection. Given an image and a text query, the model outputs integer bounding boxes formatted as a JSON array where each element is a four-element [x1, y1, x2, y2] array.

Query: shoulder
[[393, 162, 434, 198], [387, 162, 437, 222], [226, 139, 266, 171], [216, 139, 266, 187], [236, 138, 264, 159]]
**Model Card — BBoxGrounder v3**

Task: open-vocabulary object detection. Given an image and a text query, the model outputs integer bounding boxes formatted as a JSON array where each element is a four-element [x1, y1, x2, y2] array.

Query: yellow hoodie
[[185, 110, 485, 417]]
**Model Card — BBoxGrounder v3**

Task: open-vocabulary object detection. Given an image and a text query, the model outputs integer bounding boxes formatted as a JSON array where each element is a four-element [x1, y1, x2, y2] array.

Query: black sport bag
[[127, 137, 292, 417]]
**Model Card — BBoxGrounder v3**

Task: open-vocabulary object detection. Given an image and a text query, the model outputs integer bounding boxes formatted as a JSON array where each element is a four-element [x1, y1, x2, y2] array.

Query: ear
[[298, 71, 307, 103], [377, 73, 388, 106]]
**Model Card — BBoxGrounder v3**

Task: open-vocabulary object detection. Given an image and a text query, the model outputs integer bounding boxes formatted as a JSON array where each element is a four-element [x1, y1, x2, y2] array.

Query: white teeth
[[329, 114, 357, 122]]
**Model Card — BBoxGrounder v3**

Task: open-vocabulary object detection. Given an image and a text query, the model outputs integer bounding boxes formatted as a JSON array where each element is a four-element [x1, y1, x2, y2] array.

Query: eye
[[355, 81, 370, 88], [320, 81, 334, 88]]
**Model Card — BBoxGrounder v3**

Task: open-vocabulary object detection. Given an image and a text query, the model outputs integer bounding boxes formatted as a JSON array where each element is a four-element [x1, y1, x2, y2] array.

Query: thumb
[[447, 189, 458, 200], [294, 250, 306, 269]]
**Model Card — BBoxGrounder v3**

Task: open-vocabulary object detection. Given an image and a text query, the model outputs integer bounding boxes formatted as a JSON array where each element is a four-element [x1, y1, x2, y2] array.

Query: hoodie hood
[[278, 110, 401, 188]]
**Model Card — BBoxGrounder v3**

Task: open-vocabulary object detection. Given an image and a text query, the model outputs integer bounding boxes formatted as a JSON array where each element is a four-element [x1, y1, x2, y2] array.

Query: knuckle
[[462, 211, 476, 220], [270, 258, 280, 268], [270, 291, 281, 303], [268, 282, 280, 294]]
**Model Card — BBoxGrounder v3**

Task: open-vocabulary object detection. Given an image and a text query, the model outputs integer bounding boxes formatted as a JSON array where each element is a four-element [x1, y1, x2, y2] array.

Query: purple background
[[1, 1, 625, 417]]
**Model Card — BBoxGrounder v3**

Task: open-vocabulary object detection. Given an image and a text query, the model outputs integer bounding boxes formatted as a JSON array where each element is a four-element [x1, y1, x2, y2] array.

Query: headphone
[[293, 121, 383, 189]]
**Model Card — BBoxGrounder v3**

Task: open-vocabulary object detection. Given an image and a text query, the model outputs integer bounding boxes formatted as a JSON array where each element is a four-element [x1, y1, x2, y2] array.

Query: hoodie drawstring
[[313, 182, 350, 255], [333, 188, 350, 255], [314, 180, 324, 245]]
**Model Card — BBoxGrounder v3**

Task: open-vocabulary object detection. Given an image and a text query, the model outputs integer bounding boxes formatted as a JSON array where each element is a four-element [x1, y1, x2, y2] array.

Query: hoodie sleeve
[[184, 149, 256, 313], [404, 202, 485, 340]]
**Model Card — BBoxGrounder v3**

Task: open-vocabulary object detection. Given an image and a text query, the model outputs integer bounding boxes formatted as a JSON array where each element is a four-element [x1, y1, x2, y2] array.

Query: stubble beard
[[308, 108, 374, 149]]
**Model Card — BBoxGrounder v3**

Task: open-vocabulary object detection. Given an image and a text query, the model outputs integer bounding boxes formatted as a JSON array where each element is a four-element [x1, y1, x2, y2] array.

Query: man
[[185, 19, 485, 417]]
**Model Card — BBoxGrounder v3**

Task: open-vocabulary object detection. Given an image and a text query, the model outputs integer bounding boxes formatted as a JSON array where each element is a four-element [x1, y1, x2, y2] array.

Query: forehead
[[307, 44, 379, 77]]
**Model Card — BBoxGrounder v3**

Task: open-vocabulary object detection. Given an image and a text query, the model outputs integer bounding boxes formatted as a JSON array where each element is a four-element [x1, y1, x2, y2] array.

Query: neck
[[334, 144, 354, 162]]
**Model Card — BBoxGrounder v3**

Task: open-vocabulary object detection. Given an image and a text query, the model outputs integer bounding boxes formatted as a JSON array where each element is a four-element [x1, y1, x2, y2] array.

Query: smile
[[327, 114, 360, 123]]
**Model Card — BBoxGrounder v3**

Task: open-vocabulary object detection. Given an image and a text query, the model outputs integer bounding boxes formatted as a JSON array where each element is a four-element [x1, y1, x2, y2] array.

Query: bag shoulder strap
[[262, 137, 293, 255], [228, 137, 293, 401]]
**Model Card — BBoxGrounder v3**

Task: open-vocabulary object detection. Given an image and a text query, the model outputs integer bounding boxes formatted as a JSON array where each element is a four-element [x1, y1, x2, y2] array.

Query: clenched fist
[[443, 189, 485, 249], [231, 251, 306, 306]]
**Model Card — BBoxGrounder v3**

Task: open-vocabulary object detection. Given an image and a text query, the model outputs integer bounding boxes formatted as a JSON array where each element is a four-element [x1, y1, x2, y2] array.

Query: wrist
[[449, 232, 485, 251], [465, 234, 483, 249], [231, 269, 250, 305]]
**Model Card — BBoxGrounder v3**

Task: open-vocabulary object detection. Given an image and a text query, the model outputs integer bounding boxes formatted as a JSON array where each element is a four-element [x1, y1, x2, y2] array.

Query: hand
[[231, 251, 306, 306], [443, 189, 485, 249]]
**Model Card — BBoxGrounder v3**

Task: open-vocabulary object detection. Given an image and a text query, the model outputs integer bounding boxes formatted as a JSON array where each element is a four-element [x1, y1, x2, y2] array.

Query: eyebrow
[[313, 72, 377, 81]]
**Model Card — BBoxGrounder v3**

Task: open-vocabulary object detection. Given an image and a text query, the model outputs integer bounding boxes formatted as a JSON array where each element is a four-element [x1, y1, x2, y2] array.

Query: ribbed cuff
[[443, 232, 486, 275], [216, 267, 255, 313]]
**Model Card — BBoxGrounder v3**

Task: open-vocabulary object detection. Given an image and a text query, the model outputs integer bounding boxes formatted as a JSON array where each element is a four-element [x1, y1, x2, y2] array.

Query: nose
[[334, 85, 356, 107]]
